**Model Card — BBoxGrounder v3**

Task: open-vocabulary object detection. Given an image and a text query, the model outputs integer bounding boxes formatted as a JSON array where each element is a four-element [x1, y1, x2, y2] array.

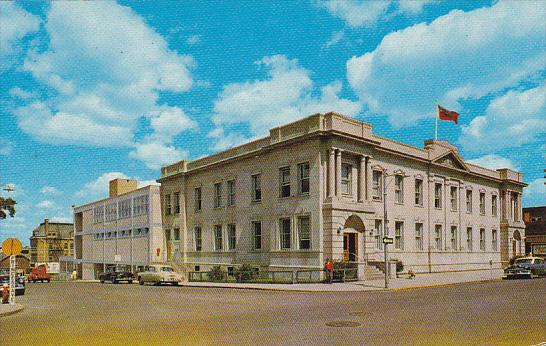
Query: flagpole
[[434, 103, 438, 141]]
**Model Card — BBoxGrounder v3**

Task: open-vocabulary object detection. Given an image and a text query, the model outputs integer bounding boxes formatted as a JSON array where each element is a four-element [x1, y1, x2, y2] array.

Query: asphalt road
[[1, 279, 544, 345]]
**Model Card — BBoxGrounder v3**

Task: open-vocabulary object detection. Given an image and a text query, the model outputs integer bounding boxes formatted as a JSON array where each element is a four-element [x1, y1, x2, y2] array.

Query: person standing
[[324, 258, 334, 284]]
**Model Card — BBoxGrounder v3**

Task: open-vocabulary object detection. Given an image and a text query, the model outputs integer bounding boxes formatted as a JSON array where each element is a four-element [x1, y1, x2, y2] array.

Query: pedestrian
[[324, 258, 334, 284]]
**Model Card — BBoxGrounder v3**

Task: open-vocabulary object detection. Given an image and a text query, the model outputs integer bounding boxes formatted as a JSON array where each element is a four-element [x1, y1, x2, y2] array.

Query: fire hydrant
[[2, 284, 9, 304]]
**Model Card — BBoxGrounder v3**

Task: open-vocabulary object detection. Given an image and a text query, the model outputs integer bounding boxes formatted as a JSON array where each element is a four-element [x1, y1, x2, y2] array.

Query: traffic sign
[[1, 238, 22, 256], [382, 236, 394, 244]]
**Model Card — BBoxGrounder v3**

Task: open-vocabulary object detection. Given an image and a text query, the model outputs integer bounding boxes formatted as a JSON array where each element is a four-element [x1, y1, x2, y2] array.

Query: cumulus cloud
[[129, 141, 188, 170], [40, 186, 62, 195], [0, 2, 40, 70], [466, 154, 517, 171], [211, 55, 361, 149], [346, 1, 546, 127], [50, 216, 73, 223], [77, 172, 159, 199], [36, 200, 55, 209], [523, 178, 546, 207]]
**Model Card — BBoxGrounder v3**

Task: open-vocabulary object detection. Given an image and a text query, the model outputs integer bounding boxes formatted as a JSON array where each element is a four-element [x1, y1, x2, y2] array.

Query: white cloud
[[523, 178, 546, 207], [466, 154, 517, 171], [397, 0, 435, 15], [36, 200, 55, 209], [187, 35, 201, 45], [129, 141, 187, 170], [138, 180, 160, 187], [40, 186, 62, 195], [50, 216, 73, 223], [346, 1, 546, 127], [0, 138, 14, 155], [148, 106, 197, 141], [207, 128, 252, 152], [0, 2, 40, 70], [9, 87, 35, 100], [76, 172, 129, 198], [323, 31, 345, 49], [460, 84, 546, 153], [211, 55, 361, 149]]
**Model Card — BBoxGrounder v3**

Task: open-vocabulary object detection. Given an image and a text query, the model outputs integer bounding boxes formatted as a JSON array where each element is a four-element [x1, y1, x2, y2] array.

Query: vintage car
[[99, 267, 135, 284], [503, 257, 546, 279], [136, 265, 183, 286], [0, 275, 25, 296]]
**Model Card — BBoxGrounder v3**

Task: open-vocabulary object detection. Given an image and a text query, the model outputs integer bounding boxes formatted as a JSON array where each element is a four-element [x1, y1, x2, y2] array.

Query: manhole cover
[[325, 321, 361, 328]]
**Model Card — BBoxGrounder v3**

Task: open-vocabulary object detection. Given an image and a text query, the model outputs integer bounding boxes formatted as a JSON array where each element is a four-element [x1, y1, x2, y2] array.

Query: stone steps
[[363, 265, 385, 280]]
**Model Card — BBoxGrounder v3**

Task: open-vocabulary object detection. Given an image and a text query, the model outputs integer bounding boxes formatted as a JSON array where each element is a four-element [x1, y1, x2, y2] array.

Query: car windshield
[[161, 267, 174, 272], [514, 259, 533, 264]]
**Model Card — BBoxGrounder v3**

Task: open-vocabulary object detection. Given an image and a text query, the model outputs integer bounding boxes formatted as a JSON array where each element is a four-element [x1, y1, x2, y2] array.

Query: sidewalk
[[181, 269, 505, 292], [0, 303, 24, 317]]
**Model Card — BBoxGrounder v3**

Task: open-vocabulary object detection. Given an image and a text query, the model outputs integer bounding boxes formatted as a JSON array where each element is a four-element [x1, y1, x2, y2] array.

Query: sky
[[0, 0, 545, 245]]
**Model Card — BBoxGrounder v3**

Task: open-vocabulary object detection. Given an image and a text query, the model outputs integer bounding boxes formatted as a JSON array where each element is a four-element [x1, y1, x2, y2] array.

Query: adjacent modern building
[[523, 206, 546, 258], [73, 179, 163, 280], [29, 219, 74, 264], [158, 112, 526, 277]]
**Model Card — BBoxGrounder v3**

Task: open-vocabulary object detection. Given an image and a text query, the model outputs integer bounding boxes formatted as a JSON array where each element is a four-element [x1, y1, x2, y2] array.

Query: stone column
[[335, 150, 342, 197], [328, 149, 335, 198], [358, 156, 366, 203]]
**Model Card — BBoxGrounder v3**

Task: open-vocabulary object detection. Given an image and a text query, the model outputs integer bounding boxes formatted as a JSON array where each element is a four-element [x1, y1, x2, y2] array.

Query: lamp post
[[383, 170, 390, 289]]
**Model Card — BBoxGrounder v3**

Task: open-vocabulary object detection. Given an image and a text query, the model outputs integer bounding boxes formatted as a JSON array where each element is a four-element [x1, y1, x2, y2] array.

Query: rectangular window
[[227, 180, 236, 206], [466, 227, 473, 251], [195, 188, 202, 211], [415, 223, 423, 250], [450, 226, 457, 250], [252, 174, 262, 201], [415, 179, 423, 206], [173, 228, 180, 241], [118, 199, 131, 219], [252, 221, 262, 250], [227, 224, 236, 250], [512, 192, 519, 221], [480, 228, 486, 251], [492, 229, 498, 251], [395, 175, 404, 204], [194, 227, 202, 251], [434, 183, 442, 209], [298, 216, 311, 250], [466, 190, 472, 213], [372, 171, 382, 200], [298, 163, 310, 194], [341, 163, 352, 195], [480, 192, 486, 215], [165, 194, 171, 215], [133, 195, 149, 216], [214, 225, 223, 251], [375, 219, 383, 249], [492, 195, 498, 217], [434, 225, 442, 250], [394, 221, 403, 250], [105, 203, 117, 222], [280, 218, 291, 250], [450, 186, 458, 211], [214, 183, 223, 208], [279, 167, 291, 198], [173, 192, 180, 214], [94, 206, 104, 223]]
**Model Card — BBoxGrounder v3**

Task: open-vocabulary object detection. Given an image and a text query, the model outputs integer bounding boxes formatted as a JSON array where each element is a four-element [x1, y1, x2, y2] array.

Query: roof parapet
[[497, 168, 524, 183], [161, 160, 188, 178]]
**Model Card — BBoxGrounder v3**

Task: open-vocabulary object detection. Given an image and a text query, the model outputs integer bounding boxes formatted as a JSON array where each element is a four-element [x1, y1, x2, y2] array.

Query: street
[[1, 279, 545, 345]]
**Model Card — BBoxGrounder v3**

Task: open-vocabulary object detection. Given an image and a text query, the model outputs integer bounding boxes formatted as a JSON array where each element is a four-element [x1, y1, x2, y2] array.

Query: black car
[[0, 275, 25, 296], [99, 268, 135, 284], [503, 257, 546, 279]]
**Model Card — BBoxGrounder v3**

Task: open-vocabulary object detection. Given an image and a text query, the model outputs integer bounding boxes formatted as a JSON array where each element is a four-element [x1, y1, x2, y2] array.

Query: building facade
[[29, 219, 74, 264], [158, 113, 526, 277], [523, 206, 546, 258], [73, 179, 163, 280]]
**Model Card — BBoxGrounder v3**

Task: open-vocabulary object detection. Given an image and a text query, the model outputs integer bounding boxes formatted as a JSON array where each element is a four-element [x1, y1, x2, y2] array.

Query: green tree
[[0, 197, 16, 219]]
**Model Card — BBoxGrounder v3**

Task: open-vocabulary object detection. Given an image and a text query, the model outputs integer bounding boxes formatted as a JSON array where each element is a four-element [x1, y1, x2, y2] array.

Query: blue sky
[[1, 0, 544, 245]]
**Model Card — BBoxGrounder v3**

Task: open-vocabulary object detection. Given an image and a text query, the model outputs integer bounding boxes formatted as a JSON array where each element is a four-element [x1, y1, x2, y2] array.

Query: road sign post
[[9, 255, 15, 305], [2, 238, 22, 306]]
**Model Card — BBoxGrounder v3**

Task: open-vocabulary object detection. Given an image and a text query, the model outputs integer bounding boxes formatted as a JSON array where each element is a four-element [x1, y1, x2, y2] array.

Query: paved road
[[1, 279, 544, 345]]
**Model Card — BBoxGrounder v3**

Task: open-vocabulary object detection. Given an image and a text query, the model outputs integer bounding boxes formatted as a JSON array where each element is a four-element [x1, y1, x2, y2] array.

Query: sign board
[[382, 236, 394, 244], [156, 248, 161, 256], [114, 255, 122, 262], [1, 238, 22, 256]]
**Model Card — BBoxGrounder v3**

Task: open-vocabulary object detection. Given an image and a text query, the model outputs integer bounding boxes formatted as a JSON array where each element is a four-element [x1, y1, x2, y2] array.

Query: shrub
[[333, 260, 357, 269], [393, 259, 404, 273], [208, 265, 225, 282], [234, 264, 258, 283]]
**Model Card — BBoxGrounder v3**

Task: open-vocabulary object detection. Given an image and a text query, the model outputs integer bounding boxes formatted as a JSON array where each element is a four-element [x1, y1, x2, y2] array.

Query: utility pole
[[383, 169, 389, 289]]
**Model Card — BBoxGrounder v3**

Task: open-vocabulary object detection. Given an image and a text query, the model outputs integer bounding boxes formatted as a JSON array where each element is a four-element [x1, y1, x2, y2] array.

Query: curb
[[0, 304, 24, 317], [392, 278, 503, 291]]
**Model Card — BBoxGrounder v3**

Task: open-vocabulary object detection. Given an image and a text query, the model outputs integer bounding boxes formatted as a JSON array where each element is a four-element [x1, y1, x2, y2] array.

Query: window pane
[[298, 217, 311, 250], [280, 168, 291, 198], [298, 163, 310, 194], [253, 222, 262, 250], [280, 218, 291, 249]]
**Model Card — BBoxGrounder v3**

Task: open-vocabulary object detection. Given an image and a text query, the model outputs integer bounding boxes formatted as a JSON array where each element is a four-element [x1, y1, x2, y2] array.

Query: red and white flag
[[437, 105, 459, 124]]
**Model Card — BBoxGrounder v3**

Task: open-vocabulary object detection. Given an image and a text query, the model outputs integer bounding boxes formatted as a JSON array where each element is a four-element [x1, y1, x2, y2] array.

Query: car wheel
[[128, 280, 133, 284], [174, 282, 179, 286], [113, 280, 118, 284], [100, 279, 104, 284], [138, 278, 144, 285]]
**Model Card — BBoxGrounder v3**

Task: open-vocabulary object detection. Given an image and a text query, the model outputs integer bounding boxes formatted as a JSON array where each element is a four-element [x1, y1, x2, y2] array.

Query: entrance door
[[512, 240, 517, 258], [343, 233, 358, 262]]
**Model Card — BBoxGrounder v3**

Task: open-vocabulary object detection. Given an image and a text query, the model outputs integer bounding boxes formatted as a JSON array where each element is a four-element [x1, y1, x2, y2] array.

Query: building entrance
[[343, 233, 358, 262]]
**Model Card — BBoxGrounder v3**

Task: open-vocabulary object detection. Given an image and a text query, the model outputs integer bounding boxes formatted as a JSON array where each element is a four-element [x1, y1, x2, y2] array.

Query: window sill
[[414, 204, 424, 208], [251, 200, 262, 204], [298, 193, 310, 197], [394, 202, 404, 206]]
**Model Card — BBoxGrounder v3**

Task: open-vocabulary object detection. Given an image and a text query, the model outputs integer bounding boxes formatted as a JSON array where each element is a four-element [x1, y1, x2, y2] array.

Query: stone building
[[29, 219, 74, 264], [73, 179, 163, 280], [158, 113, 526, 277]]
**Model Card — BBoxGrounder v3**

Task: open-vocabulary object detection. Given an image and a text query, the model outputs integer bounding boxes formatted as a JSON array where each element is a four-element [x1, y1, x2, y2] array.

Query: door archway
[[342, 215, 365, 262]]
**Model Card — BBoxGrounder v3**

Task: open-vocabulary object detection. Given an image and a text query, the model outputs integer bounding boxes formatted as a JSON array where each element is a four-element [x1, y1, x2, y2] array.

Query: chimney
[[44, 218, 49, 238], [109, 179, 138, 197]]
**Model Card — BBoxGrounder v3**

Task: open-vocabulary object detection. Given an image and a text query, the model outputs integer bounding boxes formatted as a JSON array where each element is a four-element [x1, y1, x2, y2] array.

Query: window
[[467, 228, 473, 251], [214, 182, 223, 208], [118, 199, 131, 218], [466, 190, 472, 213], [372, 171, 382, 200], [434, 183, 442, 209], [415, 179, 423, 206], [415, 223, 423, 250], [94, 206, 104, 223], [214, 225, 223, 251], [173, 192, 180, 214], [194, 227, 202, 251], [195, 188, 202, 211], [341, 164, 352, 195], [105, 203, 117, 222], [228, 224, 236, 250], [434, 225, 442, 250], [450, 226, 457, 250], [395, 175, 404, 204], [298, 163, 310, 194], [375, 219, 383, 249], [280, 218, 291, 250], [480, 228, 486, 251], [512, 192, 519, 221], [252, 221, 262, 250], [252, 174, 262, 201], [394, 221, 404, 250], [492, 230, 498, 251], [165, 229, 171, 241], [133, 195, 149, 216], [492, 195, 498, 217], [450, 186, 458, 211], [165, 194, 171, 215], [298, 216, 311, 250], [173, 228, 180, 241], [279, 167, 291, 198], [479, 192, 486, 215], [227, 180, 236, 206]]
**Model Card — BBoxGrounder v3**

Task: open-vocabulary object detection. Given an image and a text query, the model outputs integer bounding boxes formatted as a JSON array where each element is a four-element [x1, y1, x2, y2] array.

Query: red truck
[[28, 265, 52, 283]]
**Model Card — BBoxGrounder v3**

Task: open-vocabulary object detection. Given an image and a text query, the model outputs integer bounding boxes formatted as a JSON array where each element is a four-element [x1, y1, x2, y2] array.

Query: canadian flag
[[437, 105, 459, 124]]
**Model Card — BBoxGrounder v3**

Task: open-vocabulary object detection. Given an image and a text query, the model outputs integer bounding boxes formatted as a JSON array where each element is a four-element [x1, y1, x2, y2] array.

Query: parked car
[[137, 265, 183, 286], [0, 275, 25, 296], [99, 268, 135, 284], [503, 257, 546, 279], [28, 265, 52, 283]]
